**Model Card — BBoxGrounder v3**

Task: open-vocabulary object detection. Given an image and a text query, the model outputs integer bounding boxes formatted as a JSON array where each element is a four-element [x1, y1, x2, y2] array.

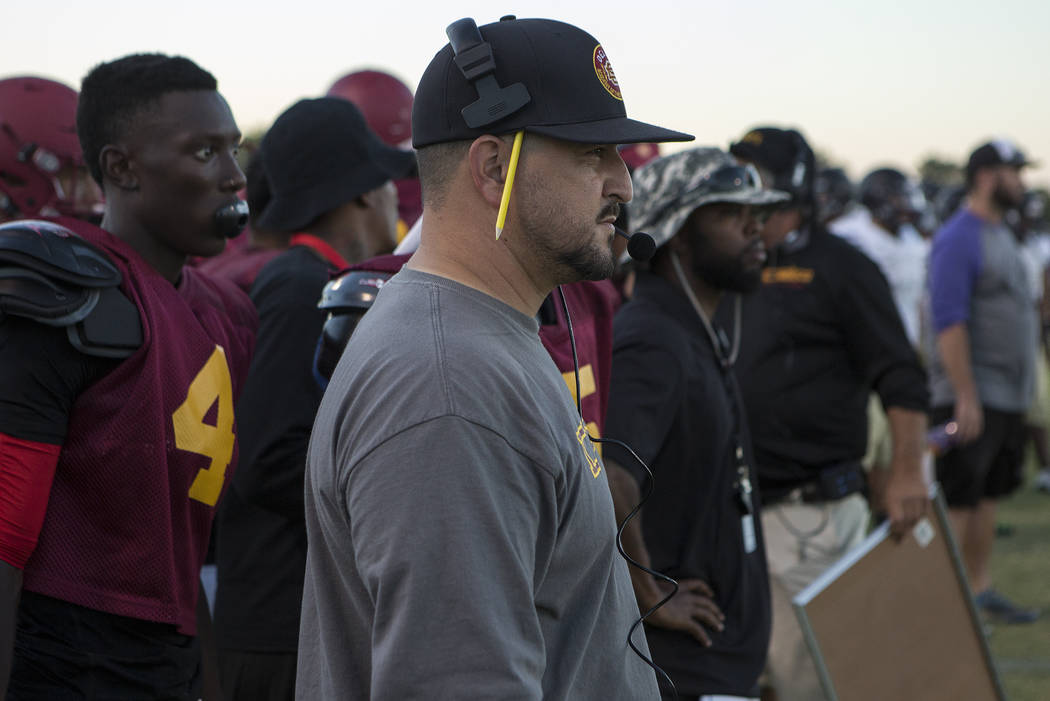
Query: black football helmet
[[859, 168, 926, 234], [814, 167, 853, 224], [729, 126, 816, 209], [314, 270, 392, 383]]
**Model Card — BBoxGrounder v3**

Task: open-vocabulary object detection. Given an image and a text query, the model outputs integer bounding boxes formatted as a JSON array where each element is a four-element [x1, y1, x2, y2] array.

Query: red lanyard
[[289, 233, 349, 269]]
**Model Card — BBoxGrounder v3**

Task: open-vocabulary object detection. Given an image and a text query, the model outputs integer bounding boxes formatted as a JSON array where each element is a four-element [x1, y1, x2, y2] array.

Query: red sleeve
[[0, 432, 61, 569]]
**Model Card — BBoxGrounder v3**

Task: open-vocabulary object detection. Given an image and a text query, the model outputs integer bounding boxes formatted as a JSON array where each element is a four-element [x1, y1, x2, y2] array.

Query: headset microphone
[[214, 200, 249, 238], [614, 227, 656, 262]]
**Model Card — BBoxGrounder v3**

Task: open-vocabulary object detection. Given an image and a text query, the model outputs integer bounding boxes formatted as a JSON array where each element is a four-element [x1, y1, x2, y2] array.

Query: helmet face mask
[[814, 167, 854, 224], [860, 168, 925, 234], [0, 77, 103, 221]]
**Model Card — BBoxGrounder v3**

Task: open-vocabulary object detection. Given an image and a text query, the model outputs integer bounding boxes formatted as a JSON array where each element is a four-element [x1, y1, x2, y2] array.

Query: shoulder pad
[[0, 266, 101, 325], [66, 285, 142, 359], [0, 219, 122, 325], [0, 219, 121, 287], [0, 220, 141, 357]]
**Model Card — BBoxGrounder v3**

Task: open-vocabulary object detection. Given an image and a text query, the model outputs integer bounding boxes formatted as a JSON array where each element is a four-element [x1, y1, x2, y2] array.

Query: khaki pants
[[1025, 351, 1050, 425], [761, 493, 869, 701], [863, 394, 892, 472]]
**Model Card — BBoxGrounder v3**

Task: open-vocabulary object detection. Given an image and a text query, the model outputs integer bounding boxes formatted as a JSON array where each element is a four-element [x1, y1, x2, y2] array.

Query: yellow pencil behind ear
[[495, 130, 525, 240]]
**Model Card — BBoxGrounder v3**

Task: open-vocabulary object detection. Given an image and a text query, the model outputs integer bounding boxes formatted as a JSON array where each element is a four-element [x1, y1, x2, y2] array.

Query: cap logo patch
[[592, 45, 622, 101], [992, 138, 1017, 161], [742, 131, 764, 146]]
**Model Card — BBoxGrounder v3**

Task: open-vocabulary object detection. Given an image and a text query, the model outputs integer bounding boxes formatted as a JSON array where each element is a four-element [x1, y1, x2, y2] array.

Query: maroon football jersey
[[22, 218, 256, 635], [395, 177, 422, 231], [539, 280, 620, 438], [347, 254, 619, 436], [196, 237, 284, 294]]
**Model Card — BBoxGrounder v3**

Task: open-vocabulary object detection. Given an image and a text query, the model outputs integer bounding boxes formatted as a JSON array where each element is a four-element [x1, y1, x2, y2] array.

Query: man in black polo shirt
[[726, 127, 929, 701], [604, 147, 789, 701]]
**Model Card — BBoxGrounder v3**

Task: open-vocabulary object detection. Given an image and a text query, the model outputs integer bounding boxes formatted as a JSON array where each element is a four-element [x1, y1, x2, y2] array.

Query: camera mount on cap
[[445, 18, 531, 128]]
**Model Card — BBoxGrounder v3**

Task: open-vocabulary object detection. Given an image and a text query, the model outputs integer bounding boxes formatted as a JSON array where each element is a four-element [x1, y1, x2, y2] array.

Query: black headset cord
[[557, 285, 679, 700]]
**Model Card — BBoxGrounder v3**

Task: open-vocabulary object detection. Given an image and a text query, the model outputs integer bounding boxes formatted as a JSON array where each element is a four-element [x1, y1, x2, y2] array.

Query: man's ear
[[99, 145, 138, 191], [467, 135, 510, 209]]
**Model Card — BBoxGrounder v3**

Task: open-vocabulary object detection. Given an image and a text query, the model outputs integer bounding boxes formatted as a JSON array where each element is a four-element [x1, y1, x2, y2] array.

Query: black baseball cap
[[411, 16, 693, 148], [965, 138, 1034, 181], [257, 97, 416, 233], [729, 126, 815, 201]]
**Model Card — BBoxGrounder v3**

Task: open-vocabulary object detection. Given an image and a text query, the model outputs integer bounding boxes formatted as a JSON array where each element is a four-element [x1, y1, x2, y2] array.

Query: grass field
[[987, 464, 1050, 700]]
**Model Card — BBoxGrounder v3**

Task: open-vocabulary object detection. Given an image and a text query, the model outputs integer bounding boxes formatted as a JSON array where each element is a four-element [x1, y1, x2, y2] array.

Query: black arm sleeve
[[602, 309, 686, 488], [230, 251, 328, 519], [832, 243, 929, 412], [0, 316, 117, 445]]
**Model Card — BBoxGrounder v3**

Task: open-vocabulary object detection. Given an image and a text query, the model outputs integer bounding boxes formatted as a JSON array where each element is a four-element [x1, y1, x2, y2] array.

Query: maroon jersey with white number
[[21, 218, 256, 634]]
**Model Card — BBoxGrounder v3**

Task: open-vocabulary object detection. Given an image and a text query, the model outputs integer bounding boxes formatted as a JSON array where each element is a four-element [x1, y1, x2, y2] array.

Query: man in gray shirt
[[926, 138, 1039, 624], [296, 16, 692, 699]]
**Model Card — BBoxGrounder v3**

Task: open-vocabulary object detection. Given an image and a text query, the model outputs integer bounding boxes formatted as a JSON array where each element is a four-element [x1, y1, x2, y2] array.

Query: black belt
[[764, 461, 866, 506]]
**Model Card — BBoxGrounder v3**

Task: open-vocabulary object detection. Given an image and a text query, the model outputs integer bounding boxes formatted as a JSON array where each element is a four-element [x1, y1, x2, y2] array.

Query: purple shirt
[[925, 207, 1036, 410], [929, 208, 983, 333]]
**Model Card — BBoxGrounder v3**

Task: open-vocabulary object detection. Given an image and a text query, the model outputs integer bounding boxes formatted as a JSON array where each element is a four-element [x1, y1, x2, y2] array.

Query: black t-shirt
[[725, 229, 929, 498], [0, 316, 118, 445], [603, 273, 770, 698], [213, 245, 332, 652]]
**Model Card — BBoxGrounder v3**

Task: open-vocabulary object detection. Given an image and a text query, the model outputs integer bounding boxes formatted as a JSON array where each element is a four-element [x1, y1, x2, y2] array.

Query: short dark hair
[[77, 53, 217, 185], [415, 140, 470, 209]]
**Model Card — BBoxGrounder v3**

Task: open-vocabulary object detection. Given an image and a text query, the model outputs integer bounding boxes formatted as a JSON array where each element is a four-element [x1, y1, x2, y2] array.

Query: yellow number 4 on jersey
[[173, 346, 235, 506]]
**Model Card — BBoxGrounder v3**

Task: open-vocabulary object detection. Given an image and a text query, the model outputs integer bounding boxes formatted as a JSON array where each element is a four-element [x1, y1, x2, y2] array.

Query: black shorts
[[931, 405, 1026, 507], [8, 591, 201, 701]]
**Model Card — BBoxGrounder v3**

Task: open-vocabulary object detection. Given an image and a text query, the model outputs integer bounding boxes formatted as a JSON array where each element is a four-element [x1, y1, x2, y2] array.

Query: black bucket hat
[[257, 97, 416, 232], [411, 16, 693, 148]]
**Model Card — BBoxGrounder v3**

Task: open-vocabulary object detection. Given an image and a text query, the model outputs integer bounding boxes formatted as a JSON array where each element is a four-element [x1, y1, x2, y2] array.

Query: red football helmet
[[327, 69, 421, 232], [0, 77, 102, 221], [326, 70, 414, 148], [619, 143, 661, 173]]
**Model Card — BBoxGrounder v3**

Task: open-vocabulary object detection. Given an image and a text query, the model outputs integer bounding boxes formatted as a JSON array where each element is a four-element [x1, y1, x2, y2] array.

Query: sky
[[6, 0, 1049, 187]]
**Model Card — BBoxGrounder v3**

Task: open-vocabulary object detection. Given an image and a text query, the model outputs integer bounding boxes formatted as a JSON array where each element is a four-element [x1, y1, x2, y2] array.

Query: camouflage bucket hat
[[630, 146, 790, 253]]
